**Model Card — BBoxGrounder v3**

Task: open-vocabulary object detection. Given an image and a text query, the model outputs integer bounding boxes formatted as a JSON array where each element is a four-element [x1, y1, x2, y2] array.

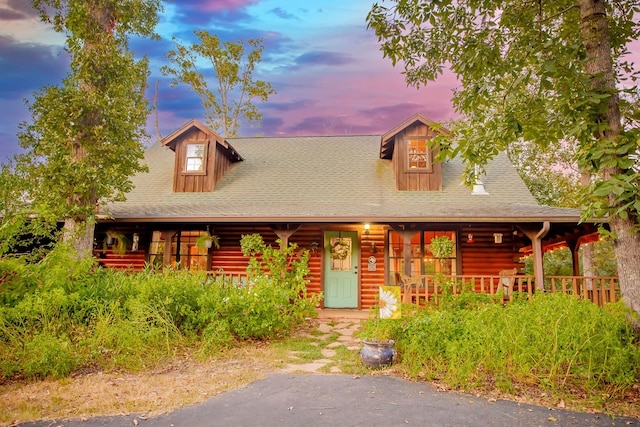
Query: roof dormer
[[380, 113, 449, 191], [162, 119, 243, 193]]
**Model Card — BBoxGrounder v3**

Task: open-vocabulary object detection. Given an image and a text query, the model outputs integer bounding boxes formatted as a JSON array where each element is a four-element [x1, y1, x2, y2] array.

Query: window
[[185, 143, 206, 172], [407, 139, 431, 171], [388, 230, 457, 282], [149, 230, 210, 270]]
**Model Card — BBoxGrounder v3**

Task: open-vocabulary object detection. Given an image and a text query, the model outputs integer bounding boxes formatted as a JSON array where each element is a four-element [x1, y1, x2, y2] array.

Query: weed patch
[[386, 290, 640, 408], [0, 235, 319, 381]]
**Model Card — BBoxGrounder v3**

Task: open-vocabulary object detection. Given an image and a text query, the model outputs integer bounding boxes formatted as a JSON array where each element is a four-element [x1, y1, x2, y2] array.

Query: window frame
[[387, 230, 457, 283], [183, 142, 208, 175], [406, 138, 432, 172], [148, 230, 210, 271]]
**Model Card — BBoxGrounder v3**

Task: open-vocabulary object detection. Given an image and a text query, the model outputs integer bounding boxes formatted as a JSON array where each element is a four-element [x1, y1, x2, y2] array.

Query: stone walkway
[[279, 310, 367, 374]]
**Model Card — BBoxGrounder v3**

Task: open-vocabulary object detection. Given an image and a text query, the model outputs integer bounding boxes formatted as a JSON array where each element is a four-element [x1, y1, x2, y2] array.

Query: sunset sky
[[0, 0, 637, 164], [0, 0, 460, 163]]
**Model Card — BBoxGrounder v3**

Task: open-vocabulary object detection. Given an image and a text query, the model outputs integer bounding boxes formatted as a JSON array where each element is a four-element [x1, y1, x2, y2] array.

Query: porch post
[[163, 230, 177, 267], [521, 222, 550, 291], [567, 237, 581, 277], [533, 222, 550, 290], [271, 224, 301, 250], [399, 230, 418, 277]]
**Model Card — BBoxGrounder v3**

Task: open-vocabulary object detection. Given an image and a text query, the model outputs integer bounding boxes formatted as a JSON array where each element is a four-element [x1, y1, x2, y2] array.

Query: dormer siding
[[381, 114, 445, 191], [392, 121, 441, 191], [162, 120, 242, 193]]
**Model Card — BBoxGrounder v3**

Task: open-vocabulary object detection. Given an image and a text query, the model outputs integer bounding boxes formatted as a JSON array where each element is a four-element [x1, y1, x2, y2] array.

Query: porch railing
[[206, 272, 620, 308], [400, 274, 620, 307], [206, 271, 249, 286]]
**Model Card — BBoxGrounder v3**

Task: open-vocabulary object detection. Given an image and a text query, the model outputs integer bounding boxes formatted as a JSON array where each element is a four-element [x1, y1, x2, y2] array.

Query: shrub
[[0, 233, 321, 379], [22, 332, 77, 379], [396, 292, 640, 397], [0, 257, 38, 306]]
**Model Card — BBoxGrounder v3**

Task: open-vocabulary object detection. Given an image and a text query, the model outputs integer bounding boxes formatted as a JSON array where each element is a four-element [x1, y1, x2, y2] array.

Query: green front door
[[323, 231, 359, 308]]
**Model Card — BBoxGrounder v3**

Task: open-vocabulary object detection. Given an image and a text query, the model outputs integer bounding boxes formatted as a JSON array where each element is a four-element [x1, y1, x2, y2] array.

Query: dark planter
[[360, 340, 396, 368]]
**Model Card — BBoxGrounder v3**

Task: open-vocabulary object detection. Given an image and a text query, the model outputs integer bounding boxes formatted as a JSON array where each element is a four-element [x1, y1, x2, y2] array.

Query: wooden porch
[[399, 274, 620, 307]]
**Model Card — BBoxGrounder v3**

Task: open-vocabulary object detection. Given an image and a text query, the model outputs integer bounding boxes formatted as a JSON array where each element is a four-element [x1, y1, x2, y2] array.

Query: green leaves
[[366, 0, 640, 222], [19, 1, 162, 231], [397, 293, 640, 398], [162, 32, 276, 137]]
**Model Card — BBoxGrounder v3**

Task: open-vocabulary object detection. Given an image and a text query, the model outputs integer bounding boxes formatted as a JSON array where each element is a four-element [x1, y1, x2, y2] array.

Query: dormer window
[[185, 142, 207, 173], [407, 139, 431, 171]]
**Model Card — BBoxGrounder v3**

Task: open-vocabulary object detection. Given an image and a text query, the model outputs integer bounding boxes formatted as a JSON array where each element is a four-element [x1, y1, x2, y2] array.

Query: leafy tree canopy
[[162, 31, 276, 137], [19, 1, 162, 222], [367, 0, 639, 221]]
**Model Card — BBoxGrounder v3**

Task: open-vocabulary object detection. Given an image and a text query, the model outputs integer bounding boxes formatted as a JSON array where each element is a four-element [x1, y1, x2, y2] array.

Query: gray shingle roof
[[103, 134, 582, 223]]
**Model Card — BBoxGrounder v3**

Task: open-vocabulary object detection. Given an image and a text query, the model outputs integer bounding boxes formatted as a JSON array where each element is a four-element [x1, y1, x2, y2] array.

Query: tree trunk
[[61, 0, 114, 260], [579, 0, 640, 320], [609, 217, 640, 316], [62, 217, 95, 259]]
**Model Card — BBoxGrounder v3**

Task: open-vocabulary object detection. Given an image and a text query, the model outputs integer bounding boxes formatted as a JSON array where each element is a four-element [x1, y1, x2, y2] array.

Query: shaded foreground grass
[[0, 320, 363, 425], [1, 344, 276, 426], [2, 317, 640, 426]]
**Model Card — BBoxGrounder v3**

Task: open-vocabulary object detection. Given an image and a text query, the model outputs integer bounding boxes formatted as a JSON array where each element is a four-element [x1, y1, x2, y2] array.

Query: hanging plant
[[196, 234, 220, 250], [331, 239, 350, 260], [430, 235, 454, 259], [106, 230, 129, 256]]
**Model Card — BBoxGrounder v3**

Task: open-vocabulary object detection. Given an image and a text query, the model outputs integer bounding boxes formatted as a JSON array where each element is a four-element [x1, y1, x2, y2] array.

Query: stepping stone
[[321, 349, 336, 358]]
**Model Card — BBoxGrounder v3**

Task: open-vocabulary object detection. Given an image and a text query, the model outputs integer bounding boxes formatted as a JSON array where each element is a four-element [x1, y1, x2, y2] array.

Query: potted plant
[[430, 235, 454, 259], [105, 230, 129, 256], [430, 235, 454, 275], [196, 233, 220, 250], [359, 313, 398, 368]]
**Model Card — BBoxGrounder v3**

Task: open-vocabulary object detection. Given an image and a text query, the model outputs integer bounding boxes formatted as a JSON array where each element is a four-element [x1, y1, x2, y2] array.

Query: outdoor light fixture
[[132, 233, 140, 252], [467, 233, 474, 243], [493, 233, 503, 244], [471, 180, 489, 195], [370, 242, 378, 253], [364, 223, 371, 235], [310, 241, 319, 254]]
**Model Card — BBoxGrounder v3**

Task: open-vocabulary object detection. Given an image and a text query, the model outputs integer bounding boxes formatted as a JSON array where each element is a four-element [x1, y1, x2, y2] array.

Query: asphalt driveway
[[18, 373, 638, 426]]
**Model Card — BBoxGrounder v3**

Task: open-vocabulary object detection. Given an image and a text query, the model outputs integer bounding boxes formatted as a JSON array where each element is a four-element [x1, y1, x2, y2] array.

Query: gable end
[[381, 113, 447, 191], [161, 120, 243, 193]]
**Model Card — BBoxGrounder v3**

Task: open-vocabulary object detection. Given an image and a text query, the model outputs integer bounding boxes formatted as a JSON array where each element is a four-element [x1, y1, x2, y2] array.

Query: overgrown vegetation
[[0, 235, 319, 381], [360, 283, 640, 408]]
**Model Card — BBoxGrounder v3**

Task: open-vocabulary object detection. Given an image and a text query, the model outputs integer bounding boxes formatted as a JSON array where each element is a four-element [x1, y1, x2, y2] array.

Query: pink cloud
[[185, 0, 260, 12]]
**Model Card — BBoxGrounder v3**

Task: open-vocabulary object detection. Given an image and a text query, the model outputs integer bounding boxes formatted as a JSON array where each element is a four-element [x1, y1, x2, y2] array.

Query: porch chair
[[400, 274, 424, 304], [498, 268, 519, 297]]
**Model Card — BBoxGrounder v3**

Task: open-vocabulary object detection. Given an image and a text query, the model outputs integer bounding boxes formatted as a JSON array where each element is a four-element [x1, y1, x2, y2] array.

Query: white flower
[[379, 288, 398, 319]]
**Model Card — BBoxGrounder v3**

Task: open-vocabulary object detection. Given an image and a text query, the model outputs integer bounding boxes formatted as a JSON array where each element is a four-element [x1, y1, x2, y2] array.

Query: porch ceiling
[[519, 222, 603, 254]]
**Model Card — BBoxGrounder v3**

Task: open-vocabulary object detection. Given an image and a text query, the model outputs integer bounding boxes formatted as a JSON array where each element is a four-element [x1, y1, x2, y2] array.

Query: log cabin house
[[94, 113, 614, 309]]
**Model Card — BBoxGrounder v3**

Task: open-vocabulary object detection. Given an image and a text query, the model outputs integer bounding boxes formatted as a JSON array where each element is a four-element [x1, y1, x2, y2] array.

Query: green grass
[[374, 292, 640, 409]]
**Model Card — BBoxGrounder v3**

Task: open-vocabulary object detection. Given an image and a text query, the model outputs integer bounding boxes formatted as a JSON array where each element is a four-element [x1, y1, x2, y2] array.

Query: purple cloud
[[0, 36, 69, 96], [177, 0, 260, 12], [269, 7, 300, 20], [295, 51, 355, 66], [0, 0, 38, 20]]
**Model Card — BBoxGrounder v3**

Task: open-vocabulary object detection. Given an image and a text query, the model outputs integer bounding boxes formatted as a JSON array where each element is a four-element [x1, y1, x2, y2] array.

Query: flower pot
[[360, 340, 396, 368]]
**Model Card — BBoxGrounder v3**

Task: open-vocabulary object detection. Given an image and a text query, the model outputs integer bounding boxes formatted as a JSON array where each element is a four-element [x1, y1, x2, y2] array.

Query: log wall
[[93, 223, 528, 309]]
